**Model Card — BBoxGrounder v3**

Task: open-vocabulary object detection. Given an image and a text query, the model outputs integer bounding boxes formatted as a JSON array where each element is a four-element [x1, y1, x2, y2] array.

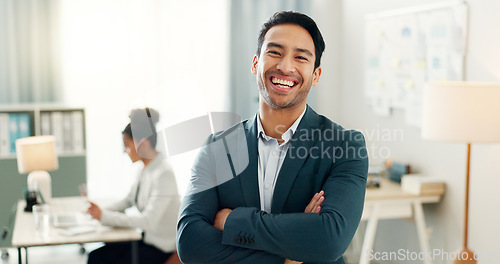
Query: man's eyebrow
[[296, 48, 313, 57], [266, 42, 284, 49]]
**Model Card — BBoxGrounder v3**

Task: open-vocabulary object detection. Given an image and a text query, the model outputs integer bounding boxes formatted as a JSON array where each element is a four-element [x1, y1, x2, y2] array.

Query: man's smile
[[268, 74, 300, 93]]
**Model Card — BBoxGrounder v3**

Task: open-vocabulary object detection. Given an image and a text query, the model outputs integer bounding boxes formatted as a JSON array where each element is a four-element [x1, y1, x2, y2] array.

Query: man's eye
[[268, 51, 281, 55], [297, 56, 308, 61]]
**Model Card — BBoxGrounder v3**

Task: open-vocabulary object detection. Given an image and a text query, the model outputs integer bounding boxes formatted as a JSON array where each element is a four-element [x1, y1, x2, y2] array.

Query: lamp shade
[[16, 135, 59, 174], [422, 82, 500, 142]]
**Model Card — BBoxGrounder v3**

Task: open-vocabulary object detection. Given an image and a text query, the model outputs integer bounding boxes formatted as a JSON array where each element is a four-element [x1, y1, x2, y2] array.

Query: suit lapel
[[237, 114, 261, 208], [271, 106, 322, 213]]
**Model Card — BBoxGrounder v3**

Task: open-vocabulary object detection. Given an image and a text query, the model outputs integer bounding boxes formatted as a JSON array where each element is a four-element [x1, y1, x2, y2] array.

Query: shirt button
[[265, 184, 271, 189], [272, 151, 278, 156]]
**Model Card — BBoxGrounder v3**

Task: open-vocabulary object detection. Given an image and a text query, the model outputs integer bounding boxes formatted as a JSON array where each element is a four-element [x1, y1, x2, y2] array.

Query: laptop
[[51, 212, 94, 228]]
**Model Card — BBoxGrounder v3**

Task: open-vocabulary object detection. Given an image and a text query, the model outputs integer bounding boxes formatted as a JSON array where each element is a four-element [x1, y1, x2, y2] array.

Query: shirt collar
[[257, 106, 307, 143]]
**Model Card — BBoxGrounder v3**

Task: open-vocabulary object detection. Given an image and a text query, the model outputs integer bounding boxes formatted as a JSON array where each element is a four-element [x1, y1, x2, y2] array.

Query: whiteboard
[[364, 0, 468, 127]]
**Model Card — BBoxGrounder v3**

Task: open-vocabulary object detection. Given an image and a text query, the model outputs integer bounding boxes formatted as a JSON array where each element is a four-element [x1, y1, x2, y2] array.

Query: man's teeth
[[271, 77, 294, 87]]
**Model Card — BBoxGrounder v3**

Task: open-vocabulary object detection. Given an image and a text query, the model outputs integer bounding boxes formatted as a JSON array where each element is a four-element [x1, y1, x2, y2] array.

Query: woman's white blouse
[[100, 156, 180, 253]]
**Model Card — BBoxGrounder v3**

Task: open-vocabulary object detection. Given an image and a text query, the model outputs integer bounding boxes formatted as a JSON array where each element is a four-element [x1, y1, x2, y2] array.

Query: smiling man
[[177, 11, 368, 264]]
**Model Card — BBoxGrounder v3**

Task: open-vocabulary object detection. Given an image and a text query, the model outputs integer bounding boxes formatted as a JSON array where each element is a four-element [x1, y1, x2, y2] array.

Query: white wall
[[58, 0, 230, 200], [311, 0, 342, 120], [313, 0, 500, 262]]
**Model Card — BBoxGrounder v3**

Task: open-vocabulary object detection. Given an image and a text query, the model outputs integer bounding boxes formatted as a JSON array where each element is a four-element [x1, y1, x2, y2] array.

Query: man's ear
[[251, 55, 259, 75], [312, 66, 322, 86]]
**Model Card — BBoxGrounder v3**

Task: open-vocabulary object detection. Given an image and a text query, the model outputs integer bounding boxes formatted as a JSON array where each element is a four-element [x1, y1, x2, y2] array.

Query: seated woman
[[87, 108, 180, 264]]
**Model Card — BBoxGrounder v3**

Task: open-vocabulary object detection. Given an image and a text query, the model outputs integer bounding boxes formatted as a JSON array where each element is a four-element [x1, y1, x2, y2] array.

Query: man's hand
[[214, 208, 232, 231], [86, 201, 102, 220], [285, 259, 303, 264], [304, 190, 324, 213]]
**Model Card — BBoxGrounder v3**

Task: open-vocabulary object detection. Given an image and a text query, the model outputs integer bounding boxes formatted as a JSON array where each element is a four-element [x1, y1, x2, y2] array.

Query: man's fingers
[[304, 190, 324, 213], [284, 259, 303, 264], [304, 192, 319, 213], [314, 196, 324, 210], [305, 192, 321, 213]]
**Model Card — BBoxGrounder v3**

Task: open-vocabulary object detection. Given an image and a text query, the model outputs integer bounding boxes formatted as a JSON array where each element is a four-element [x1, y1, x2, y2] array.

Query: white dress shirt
[[100, 155, 180, 253], [257, 107, 306, 213]]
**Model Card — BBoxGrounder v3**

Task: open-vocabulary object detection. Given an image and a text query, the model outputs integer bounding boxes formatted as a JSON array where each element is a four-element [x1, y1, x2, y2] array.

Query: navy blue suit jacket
[[177, 106, 368, 264]]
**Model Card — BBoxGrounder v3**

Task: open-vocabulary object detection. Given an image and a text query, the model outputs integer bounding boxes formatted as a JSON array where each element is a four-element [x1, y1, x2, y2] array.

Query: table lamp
[[16, 135, 59, 204], [422, 82, 500, 264]]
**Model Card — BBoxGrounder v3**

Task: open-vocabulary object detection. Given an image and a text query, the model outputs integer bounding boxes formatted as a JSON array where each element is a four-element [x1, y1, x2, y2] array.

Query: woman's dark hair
[[256, 11, 325, 70], [122, 107, 160, 148]]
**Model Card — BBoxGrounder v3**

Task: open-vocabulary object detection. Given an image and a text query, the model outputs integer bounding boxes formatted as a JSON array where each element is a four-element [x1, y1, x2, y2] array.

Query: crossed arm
[[213, 190, 324, 230], [177, 189, 326, 264], [213, 191, 325, 264], [178, 164, 367, 263]]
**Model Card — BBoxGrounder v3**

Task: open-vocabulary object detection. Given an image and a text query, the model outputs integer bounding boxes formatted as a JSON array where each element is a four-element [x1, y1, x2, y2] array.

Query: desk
[[359, 178, 442, 264], [11, 197, 142, 264]]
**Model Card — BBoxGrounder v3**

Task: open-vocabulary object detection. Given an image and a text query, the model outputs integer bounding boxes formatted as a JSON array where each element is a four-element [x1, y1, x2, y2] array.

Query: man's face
[[252, 24, 322, 110]]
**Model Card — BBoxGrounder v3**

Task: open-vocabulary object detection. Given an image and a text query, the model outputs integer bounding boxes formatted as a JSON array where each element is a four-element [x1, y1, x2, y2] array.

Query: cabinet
[[0, 105, 87, 249], [0, 105, 86, 157]]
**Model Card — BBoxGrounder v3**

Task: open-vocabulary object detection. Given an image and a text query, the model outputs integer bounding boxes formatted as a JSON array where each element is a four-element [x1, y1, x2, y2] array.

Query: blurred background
[[1, 0, 500, 263]]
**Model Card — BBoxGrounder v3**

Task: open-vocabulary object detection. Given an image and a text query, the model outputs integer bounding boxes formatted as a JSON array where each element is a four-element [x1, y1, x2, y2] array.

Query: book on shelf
[[401, 174, 446, 196], [51, 111, 64, 153], [18, 113, 31, 139], [0, 113, 32, 154], [63, 112, 73, 152], [40, 112, 52, 135], [71, 111, 84, 152], [8, 113, 18, 153], [44, 110, 85, 154]]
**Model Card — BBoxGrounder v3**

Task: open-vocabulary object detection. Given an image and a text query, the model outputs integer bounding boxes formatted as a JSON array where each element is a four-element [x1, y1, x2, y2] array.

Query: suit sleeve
[[221, 131, 368, 263], [176, 139, 286, 264]]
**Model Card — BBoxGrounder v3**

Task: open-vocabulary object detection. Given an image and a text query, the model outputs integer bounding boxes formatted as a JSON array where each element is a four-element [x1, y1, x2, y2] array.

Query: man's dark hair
[[256, 11, 325, 70]]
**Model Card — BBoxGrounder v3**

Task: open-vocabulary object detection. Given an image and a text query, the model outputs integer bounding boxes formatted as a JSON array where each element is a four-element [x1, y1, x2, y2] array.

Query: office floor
[[1, 243, 102, 264]]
